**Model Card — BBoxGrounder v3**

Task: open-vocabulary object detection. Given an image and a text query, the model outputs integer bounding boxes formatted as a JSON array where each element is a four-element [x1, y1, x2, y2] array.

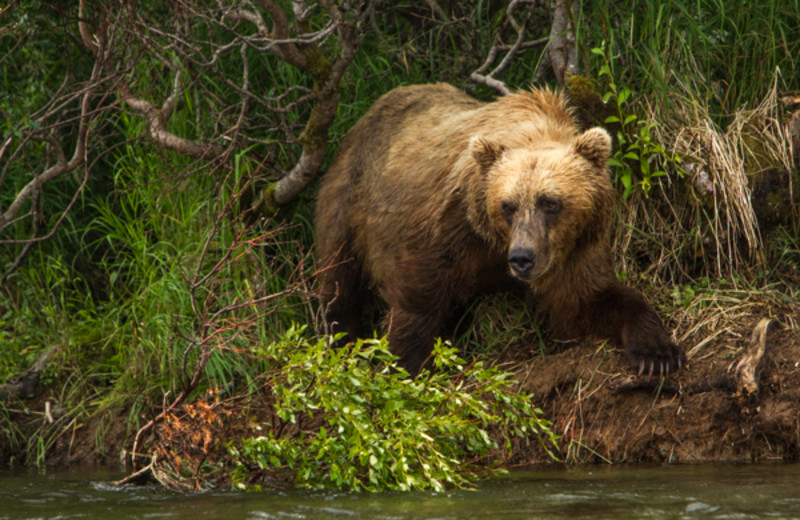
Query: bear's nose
[[508, 247, 535, 277]]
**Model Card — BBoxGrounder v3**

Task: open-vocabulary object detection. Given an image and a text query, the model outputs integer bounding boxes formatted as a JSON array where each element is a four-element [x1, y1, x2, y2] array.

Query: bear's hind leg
[[318, 248, 367, 344], [386, 307, 445, 376]]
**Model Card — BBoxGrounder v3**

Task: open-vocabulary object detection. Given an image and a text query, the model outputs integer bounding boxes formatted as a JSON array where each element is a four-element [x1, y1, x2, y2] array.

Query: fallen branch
[[111, 453, 194, 492], [111, 460, 156, 487], [0, 343, 60, 399]]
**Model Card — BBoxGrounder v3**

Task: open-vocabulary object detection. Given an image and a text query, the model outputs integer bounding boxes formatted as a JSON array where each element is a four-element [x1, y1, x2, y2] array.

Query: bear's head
[[470, 127, 614, 283]]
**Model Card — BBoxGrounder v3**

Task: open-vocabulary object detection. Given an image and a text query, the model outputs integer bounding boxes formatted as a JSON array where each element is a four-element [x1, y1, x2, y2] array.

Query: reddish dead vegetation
[[114, 386, 297, 492], [147, 393, 238, 490]]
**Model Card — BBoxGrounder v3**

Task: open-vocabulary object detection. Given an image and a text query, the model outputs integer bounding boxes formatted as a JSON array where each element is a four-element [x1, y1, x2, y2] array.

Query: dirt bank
[[510, 292, 800, 464]]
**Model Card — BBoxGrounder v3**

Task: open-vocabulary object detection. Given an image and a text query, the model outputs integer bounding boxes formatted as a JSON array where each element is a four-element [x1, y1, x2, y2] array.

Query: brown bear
[[314, 83, 684, 376]]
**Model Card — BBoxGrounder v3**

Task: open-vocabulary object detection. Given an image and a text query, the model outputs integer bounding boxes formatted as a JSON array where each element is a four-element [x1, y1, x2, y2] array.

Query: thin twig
[[469, 1, 546, 96]]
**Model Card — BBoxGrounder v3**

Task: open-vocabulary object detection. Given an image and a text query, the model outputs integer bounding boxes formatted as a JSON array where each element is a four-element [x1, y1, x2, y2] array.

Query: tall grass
[[1, 106, 315, 464], [589, 0, 799, 114]]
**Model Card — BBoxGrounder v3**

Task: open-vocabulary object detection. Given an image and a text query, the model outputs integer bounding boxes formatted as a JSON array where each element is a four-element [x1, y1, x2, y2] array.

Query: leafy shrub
[[230, 327, 557, 492], [592, 46, 684, 199]]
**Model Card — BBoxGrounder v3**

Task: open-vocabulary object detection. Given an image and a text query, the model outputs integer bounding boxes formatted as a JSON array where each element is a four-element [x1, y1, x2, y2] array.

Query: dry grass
[[505, 259, 800, 464], [671, 286, 796, 362], [615, 71, 797, 285]]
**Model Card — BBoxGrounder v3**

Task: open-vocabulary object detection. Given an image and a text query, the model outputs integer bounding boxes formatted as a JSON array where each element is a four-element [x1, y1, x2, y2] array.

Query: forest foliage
[[1, 0, 799, 490]]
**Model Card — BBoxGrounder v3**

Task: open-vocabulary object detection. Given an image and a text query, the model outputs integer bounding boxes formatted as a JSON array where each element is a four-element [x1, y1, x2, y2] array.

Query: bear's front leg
[[584, 282, 685, 376]]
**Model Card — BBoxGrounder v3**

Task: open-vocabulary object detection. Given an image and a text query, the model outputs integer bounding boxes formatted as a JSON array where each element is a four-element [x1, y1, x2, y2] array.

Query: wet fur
[[315, 83, 684, 375]]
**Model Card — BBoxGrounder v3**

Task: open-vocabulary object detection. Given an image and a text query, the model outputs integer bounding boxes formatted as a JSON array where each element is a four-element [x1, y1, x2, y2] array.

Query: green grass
[[587, 0, 800, 117]]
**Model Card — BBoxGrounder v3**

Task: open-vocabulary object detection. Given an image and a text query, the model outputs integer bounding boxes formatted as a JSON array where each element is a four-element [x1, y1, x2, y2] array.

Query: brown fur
[[315, 83, 684, 375]]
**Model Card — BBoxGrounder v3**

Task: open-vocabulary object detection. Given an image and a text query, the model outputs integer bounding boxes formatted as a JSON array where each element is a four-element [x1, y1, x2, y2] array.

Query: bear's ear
[[575, 127, 612, 169], [470, 137, 507, 170]]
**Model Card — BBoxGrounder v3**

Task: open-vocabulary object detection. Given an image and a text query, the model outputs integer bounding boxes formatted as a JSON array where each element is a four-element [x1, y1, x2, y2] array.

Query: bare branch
[[223, 7, 269, 35], [78, 0, 100, 54], [423, 0, 450, 22], [469, 1, 547, 96], [470, 72, 512, 96], [4, 0, 369, 255], [251, 0, 309, 68], [109, 1, 364, 206], [119, 86, 227, 160], [547, 0, 579, 87], [272, 1, 365, 205], [0, 54, 101, 243], [161, 67, 183, 120]]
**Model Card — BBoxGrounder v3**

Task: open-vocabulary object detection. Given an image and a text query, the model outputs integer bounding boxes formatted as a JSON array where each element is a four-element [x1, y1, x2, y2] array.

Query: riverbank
[[514, 291, 800, 464], [4, 278, 798, 490]]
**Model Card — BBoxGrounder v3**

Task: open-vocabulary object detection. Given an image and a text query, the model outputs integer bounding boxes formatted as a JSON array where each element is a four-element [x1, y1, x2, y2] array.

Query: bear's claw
[[629, 339, 685, 377]]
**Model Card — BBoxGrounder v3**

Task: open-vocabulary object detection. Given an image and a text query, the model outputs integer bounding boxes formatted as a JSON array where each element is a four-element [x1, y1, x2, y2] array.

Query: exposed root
[[610, 318, 773, 404], [729, 318, 772, 406]]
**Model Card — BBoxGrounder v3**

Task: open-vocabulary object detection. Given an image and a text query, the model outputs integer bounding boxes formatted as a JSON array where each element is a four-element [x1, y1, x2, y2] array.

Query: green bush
[[231, 327, 557, 492]]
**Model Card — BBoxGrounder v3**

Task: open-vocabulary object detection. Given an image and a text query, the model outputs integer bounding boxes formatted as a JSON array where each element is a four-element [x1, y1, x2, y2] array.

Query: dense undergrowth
[[1, 0, 799, 490]]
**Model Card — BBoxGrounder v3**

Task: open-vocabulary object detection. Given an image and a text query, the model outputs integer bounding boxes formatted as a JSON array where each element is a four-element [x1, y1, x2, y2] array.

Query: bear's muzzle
[[508, 247, 536, 280]]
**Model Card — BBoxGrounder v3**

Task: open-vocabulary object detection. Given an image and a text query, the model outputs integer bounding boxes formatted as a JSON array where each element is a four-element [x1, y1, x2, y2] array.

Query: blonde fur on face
[[477, 128, 613, 282]]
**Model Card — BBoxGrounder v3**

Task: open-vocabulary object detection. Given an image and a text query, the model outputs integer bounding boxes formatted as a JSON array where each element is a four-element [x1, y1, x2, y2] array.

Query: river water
[[2, 464, 800, 519]]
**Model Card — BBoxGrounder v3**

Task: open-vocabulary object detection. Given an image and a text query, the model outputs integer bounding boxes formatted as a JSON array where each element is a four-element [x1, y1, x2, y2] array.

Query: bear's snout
[[508, 247, 536, 279]]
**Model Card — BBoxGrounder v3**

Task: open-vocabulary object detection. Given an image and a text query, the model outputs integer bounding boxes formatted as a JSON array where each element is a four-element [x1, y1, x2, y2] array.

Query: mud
[[510, 304, 800, 464]]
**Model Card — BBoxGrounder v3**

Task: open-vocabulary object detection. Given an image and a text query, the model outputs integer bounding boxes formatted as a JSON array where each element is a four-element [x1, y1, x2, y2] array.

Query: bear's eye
[[500, 201, 516, 222], [540, 197, 561, 215]]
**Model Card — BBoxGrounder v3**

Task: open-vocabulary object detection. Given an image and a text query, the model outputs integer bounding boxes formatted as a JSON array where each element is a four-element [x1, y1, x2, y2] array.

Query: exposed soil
[[508, 296, 800, 465]]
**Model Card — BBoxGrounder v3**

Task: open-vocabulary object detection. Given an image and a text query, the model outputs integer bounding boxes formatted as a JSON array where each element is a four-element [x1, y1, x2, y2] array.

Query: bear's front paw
[[624, 333, 685, 377]]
